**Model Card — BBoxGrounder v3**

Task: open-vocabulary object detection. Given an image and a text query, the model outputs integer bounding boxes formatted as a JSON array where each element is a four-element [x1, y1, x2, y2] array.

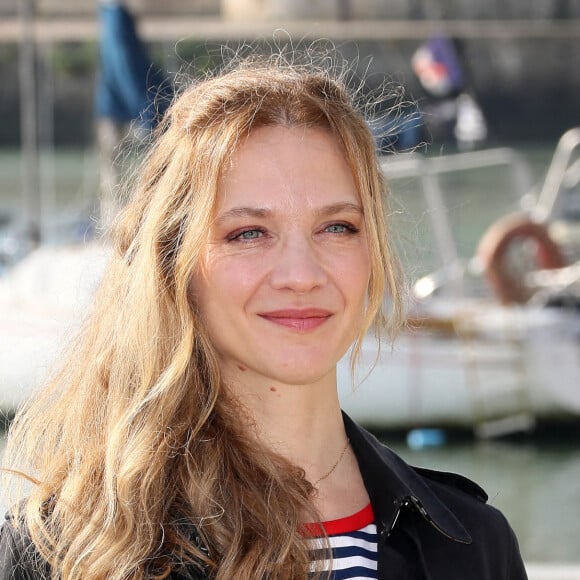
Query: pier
[[1, 17, 580, 43], [527, 563, 580, 579]]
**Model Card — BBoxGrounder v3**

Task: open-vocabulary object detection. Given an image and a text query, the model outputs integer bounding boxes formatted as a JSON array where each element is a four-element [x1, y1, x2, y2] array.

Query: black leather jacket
[[0, 413, 527, 579]]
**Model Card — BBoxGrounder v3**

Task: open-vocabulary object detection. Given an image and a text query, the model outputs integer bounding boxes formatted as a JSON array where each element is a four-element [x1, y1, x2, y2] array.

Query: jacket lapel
[[343, 412, 473, 540]]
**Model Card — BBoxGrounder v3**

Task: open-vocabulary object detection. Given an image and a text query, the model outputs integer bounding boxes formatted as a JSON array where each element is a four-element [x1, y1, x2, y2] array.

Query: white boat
[[338, 129, 580, 436], [0, 242, 109, 410], [338, 300, 580, 436], [2, 130, 580, 436]]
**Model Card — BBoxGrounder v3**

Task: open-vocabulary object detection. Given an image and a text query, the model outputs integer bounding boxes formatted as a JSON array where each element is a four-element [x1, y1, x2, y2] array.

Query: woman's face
[[191, 125, 371, 388]]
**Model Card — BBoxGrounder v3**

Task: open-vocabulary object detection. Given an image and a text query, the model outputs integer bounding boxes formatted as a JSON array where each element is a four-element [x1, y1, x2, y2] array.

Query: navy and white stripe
[[309, 522, 378, 579]]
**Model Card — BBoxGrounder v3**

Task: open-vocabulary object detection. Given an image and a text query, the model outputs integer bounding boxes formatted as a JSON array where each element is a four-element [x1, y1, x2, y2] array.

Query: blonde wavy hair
[[3, 53, 405, 579]]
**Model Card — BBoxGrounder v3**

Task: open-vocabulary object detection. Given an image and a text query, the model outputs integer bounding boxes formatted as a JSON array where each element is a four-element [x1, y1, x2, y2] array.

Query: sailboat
[[0, 1, 168, 409], [338, 129, 580, 437]]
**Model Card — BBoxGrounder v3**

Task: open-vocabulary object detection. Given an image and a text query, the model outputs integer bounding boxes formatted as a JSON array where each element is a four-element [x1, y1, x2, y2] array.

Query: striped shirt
[[305, 504, 378, 579]]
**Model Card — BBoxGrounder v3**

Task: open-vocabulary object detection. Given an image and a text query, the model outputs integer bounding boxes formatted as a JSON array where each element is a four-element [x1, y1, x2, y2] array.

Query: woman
[[0, 56, 527, 579]]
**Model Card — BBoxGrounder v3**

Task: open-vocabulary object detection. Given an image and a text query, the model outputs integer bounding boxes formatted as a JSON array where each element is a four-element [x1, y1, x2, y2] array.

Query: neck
[[224, 365, 348, 482], [223, 363, 370, 521]]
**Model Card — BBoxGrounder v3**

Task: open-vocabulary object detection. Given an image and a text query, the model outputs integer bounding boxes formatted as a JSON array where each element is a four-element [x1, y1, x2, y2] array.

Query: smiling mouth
[[258, 309, 332, 332]]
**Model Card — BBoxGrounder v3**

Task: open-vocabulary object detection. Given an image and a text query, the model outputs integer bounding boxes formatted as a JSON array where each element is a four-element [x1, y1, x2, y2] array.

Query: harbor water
[[1, 143, 579, 567], [390, 435, 580, 564]]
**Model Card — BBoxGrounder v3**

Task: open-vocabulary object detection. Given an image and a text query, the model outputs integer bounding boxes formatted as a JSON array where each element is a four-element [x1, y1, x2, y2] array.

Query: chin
[[262, 357, 339, 386], [272, 342, 355, 380]]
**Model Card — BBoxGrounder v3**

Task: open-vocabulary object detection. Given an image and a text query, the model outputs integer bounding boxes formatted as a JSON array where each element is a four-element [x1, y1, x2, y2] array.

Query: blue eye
[[229, 228, 264, 241], [239, 229, 261, 239], [324, 223, 358, 234], [326, 224, 347, 233]]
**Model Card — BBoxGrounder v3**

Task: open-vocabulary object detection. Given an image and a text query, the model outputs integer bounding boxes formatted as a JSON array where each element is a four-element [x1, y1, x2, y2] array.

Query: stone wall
[[1, 35, 578, 146], [2, 0, 580, 18]]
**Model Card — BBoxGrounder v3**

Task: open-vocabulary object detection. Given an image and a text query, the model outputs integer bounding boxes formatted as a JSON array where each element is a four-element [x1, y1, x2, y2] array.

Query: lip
[[258, 308, 333, 332]]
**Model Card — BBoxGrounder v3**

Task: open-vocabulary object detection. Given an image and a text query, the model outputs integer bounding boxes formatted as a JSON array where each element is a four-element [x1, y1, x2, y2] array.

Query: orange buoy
[[477, 213, 566, 304]]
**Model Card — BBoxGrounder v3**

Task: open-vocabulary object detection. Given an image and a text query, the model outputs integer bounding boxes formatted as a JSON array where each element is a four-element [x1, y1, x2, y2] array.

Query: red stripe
[[302, 503, 374, 537]]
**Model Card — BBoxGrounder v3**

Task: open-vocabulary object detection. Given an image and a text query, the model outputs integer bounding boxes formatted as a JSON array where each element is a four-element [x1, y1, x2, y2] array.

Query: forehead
[[216, 125, 359, 213]]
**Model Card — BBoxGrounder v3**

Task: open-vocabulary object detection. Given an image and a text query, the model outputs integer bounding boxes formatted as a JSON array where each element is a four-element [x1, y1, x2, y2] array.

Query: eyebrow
[[214, 207, 271, 224], [314, 202, 363, 218], [214, 202, 363, 224]]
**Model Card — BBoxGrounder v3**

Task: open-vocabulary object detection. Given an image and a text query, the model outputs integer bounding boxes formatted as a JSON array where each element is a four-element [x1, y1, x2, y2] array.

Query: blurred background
[[0, 1, 579, 576]]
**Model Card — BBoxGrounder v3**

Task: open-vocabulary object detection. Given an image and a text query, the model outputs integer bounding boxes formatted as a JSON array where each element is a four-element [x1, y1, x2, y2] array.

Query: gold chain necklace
[[312, 438, 350, 487]]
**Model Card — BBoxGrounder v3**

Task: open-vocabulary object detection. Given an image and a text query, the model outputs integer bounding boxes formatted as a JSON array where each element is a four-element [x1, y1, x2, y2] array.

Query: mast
[[18, 0, 41, 247]]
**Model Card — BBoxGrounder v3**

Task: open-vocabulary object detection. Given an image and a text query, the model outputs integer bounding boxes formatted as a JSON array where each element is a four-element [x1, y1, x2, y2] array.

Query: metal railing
[[380, 147, 535, 296], [535, 127, 580, 222]]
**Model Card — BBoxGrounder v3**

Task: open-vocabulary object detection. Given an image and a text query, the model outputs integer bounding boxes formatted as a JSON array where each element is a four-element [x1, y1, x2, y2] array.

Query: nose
[[269, 235, 328, 292]]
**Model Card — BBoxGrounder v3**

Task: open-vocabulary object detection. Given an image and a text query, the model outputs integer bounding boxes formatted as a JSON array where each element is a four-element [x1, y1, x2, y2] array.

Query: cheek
[[188, 257, 223, 322], [336, 248, 371, 303], [194, 255, 264, 314]]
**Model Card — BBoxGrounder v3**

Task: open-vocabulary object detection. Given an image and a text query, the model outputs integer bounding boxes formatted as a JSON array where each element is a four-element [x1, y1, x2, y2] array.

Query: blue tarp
[[95, 3, 171, 129]]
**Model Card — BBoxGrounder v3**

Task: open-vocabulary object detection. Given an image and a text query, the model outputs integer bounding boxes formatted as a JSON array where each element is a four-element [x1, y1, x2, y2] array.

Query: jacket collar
[[343, 412, 473, 544]]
